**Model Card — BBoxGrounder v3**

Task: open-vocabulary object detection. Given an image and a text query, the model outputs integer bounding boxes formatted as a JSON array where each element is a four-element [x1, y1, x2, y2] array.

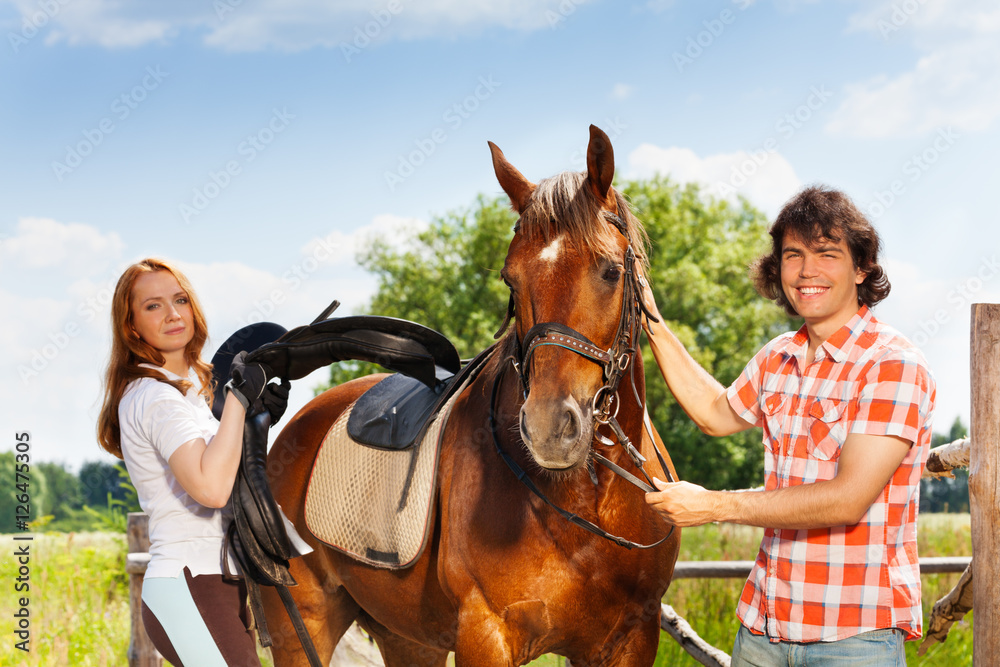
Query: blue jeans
[[731, 624, 906, 666]]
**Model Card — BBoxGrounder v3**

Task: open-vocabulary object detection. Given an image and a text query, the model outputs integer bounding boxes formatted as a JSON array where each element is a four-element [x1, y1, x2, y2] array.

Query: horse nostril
[[561, 404, 581, 444], [520, 409, 532, 445]]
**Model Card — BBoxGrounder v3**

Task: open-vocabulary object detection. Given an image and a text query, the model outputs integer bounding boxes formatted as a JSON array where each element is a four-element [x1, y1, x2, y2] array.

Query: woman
[[97, 258, 287, 666]]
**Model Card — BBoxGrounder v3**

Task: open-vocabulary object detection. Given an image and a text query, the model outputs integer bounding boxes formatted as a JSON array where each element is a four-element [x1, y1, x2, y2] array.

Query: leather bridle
[[490, 206, 676, 550]]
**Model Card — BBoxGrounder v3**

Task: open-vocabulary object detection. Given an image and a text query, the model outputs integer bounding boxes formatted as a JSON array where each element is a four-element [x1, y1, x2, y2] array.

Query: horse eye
[[603, 265, 622, 283]]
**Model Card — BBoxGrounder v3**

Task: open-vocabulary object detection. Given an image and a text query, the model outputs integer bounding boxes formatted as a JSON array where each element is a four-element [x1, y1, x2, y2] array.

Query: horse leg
[[358, 617, 450, 667], [262, 569, 361, 667], [452, 605, 541, 667], [564, 621, 661, 667]]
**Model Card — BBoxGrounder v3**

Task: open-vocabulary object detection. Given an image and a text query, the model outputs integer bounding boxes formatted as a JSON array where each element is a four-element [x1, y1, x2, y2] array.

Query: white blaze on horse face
[[538, 235, 564, 264]]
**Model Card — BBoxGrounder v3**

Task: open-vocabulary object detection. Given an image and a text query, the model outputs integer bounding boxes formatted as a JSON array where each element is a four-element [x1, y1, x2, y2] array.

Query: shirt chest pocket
[[808, 398, 847, 461], [761, 392, 786, 451]]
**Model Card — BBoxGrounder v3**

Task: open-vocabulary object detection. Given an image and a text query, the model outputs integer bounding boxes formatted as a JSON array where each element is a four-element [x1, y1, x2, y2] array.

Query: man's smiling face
[[780, 229, 867, 338]]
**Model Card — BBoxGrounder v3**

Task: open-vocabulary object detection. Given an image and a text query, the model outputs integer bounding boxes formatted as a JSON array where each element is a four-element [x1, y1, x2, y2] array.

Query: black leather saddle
[[348, 373, 442, 450]]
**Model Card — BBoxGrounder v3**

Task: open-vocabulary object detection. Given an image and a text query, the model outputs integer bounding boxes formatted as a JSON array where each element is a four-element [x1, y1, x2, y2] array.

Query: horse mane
[[517, 171, 649, 268], [482, 170, 650, 384]]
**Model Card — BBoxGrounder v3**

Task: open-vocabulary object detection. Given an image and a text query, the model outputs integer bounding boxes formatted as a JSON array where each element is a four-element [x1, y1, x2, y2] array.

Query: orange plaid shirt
[[727, 305, 936, 643]]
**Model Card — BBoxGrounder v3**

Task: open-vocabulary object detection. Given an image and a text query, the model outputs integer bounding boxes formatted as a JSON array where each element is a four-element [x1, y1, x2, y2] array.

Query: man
[[641, 186, 935, 665]]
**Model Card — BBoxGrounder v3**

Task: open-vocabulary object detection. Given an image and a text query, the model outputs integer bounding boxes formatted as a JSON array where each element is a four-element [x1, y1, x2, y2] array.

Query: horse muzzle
[[519, 395, 593, 470]]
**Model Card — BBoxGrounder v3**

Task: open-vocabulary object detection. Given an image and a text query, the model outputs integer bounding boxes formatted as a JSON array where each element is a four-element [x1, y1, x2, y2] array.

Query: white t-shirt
[[119, 364, 229, 578]]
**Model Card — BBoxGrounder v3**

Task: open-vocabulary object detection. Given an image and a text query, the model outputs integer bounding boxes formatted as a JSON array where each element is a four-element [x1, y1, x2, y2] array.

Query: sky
[[2, 0, 998, 473]]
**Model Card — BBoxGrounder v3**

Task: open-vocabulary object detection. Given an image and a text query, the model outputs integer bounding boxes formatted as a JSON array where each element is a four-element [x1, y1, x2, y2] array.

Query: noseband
[[490, 207, 676, 550]]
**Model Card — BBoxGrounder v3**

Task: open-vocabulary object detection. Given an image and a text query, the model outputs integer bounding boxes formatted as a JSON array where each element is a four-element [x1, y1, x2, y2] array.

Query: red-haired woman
[[98, 258, 287, 666]]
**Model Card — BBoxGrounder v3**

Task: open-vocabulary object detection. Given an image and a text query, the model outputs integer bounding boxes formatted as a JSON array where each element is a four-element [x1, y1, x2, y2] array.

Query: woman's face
[[130, 270, 195, 360]]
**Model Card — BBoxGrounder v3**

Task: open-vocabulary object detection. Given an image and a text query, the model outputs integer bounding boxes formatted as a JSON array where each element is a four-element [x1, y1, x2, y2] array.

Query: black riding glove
[[226, 351, 274, 412], [261, 378, 291, 426]]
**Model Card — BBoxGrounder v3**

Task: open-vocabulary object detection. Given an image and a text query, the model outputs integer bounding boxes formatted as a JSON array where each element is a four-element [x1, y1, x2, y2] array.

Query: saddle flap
[[240, 412, 292, 561], [347, 374, 442, 450]]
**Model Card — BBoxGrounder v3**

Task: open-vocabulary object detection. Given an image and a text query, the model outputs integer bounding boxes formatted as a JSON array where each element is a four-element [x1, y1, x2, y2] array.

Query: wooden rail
[[671, 556, 971, 580]]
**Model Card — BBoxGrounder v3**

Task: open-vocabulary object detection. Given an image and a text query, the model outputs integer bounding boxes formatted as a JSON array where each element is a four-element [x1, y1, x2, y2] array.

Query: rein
[[490, 207, 676, 550]]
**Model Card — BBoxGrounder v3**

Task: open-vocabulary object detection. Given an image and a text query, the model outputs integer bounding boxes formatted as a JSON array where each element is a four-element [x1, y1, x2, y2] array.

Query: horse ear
[[489, 141, 535, 213], [586, 124, 615, 206]]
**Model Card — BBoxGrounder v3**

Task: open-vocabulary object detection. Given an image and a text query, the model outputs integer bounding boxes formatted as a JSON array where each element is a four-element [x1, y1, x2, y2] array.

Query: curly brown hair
[[751, 185, 890, 317]]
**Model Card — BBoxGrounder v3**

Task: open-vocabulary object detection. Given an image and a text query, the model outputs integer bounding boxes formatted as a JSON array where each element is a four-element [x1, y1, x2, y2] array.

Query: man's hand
[[645, 477, 720, 527], [634, 261, 664, 335]]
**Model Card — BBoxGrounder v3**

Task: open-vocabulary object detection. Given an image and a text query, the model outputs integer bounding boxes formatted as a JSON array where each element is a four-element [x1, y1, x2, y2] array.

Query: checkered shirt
[[726, 305, 936, 643]]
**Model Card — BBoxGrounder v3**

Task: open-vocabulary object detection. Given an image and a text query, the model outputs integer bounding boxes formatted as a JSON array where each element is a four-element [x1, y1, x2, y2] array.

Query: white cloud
[[300, 213, 428, 264], [7, 0, 599, 52], [611, 83, 634, 100], [876, 255, 1000, 429], [626, 143, 801, 215], [828, 0, 1000, 137], [0, 217, 124, 274]]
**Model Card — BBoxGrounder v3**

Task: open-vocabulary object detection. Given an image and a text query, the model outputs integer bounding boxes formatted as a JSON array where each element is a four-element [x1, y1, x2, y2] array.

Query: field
[[0, 514, 972, 666]]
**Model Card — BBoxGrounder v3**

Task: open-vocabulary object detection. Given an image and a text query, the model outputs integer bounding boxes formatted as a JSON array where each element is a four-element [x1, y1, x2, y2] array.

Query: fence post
[[969, 303, 1000, 666], [126, 512, 162, 667]]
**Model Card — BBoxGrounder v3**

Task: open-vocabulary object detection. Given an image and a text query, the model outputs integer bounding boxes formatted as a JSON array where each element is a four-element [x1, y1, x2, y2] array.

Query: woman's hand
[[226, 351, 275, 412], [261, 378, 291, 425]]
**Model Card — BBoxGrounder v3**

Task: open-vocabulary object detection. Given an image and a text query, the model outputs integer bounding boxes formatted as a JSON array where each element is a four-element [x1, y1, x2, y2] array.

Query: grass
[[0, 532, 131, 667], [0, 515, 972, 665]]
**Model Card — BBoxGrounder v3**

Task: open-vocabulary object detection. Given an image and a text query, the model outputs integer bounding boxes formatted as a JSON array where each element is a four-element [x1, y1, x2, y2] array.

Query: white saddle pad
[[303, 388, 460, 569]]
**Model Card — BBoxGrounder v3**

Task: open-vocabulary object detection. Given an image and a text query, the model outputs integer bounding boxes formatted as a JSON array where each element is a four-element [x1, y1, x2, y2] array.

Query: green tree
[[36, 461, 83, 522], [0, 452, 23, 532], [0, 451, 51, 532], [322, 178, 794, 490], [79, 460, 133, 507], [324, 195, 516, 389]]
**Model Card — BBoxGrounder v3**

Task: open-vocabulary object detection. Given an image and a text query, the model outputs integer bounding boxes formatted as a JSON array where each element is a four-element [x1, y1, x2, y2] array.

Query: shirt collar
[[138, 362, 186, 382], [784, 305, 875, 366]]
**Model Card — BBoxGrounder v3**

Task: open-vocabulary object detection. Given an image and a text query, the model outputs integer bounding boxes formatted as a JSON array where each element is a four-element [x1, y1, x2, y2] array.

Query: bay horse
[[261, 125, 681, 666]]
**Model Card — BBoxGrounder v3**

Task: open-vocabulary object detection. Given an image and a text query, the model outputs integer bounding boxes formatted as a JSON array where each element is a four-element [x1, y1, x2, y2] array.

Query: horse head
[[489, 125, 648, 471]]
